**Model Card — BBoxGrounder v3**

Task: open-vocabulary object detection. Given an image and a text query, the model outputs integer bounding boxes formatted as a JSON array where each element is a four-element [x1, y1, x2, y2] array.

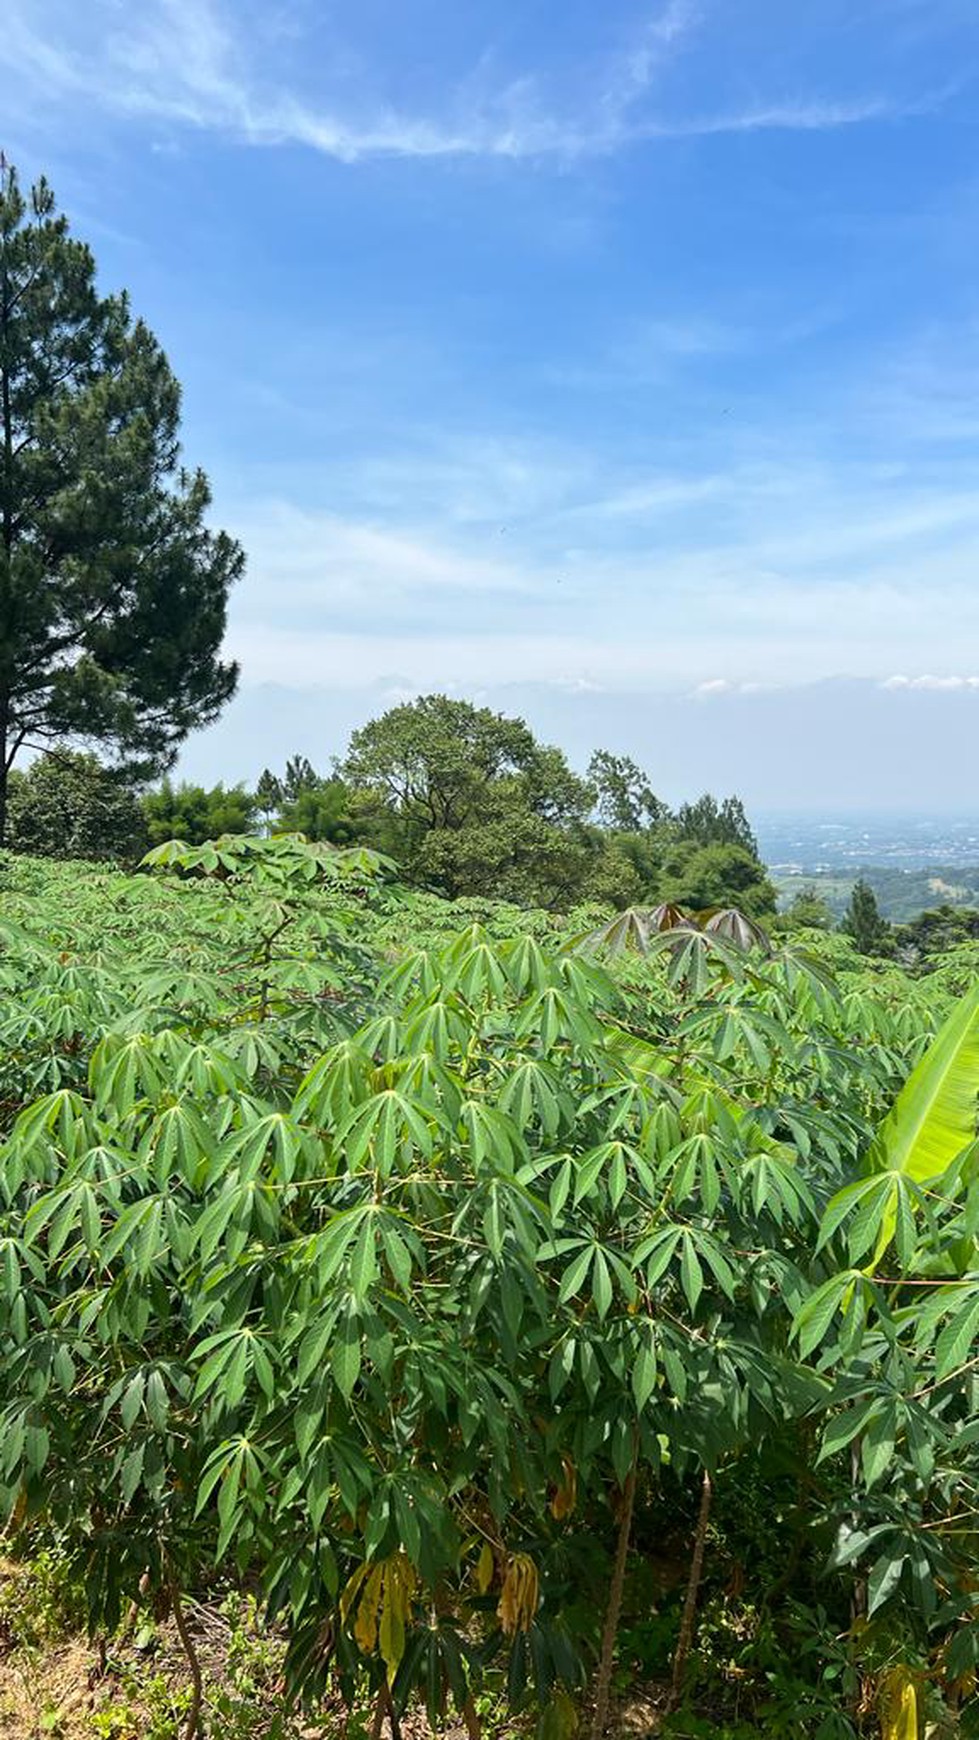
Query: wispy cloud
[[210, 448, 979, 695], [599, 0, 701, 125], [882, 673, 979, 691], [1, 0, 925, 164]]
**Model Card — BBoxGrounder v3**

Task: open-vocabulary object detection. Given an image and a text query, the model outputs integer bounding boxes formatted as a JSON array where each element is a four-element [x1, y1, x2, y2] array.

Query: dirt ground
[[0, 1554, 675, 1740]]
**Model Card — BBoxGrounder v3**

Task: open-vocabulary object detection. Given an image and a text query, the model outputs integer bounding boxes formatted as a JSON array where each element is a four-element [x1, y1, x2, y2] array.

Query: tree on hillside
[[142, 778, 257, 846], [343, 695, 591, 834], [660, 840, 777, 918], [898, 904, 979, 959], [0, 166, 242, 844], [341, 695, 602, 903], [588, 749, 668, 830], [784, 886, 835, 930], [342, 695, 594, 831], [278, 777, 358, 845], [841, 878, 892, 955], [675, 793, 757, 854], [6, 751, 146, 861]]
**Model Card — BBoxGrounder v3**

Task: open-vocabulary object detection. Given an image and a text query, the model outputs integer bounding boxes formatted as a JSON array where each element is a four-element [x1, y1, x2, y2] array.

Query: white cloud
[[0, 0, 924, 164], [209, 443, 979, 697], [637, 95, 897, 139], [691, 679, 773, 698], [225, 499, 534, 607], [881, 674, 979, 691], [692, 678, 738, 697]]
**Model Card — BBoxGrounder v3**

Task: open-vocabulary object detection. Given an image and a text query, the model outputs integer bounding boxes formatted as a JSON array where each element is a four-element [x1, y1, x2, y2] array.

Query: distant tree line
[[782, 877, 979, 962], [2, 694, 776, 916]]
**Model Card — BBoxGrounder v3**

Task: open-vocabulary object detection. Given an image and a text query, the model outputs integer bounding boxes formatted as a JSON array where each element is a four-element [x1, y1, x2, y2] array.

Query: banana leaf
[[869, 980, 979, 1183]]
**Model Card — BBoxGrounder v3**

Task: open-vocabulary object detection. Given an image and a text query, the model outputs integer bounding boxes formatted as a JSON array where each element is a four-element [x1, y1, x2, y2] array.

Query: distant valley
[[756, 814, 979, 920]]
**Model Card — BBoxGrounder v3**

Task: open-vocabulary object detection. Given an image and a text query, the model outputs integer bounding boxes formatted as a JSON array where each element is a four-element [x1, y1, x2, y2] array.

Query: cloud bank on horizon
[[3, 0, 979, 799]]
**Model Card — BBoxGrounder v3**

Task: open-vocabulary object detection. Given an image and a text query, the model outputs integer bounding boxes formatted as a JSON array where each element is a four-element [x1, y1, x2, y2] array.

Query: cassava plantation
[[1, 834, 979, 1740]]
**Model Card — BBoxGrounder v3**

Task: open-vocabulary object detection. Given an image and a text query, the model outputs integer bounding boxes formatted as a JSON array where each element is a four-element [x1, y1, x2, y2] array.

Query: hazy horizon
[[173, 674, 979, 818]]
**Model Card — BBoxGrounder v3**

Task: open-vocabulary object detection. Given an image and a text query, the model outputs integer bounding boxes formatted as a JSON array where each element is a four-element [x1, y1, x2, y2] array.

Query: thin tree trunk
[[462, 1693, 483, 1740], [168, 1575, 204, 1740], [589, 1446, 639, 1740], [666, 1469, 713, 1715], [0, 724, 7, 849], [0, 178, 13, 853]]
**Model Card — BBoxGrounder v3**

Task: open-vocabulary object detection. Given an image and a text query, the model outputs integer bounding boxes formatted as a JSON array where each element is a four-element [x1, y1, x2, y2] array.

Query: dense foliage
[[61, 695, 768, 918], [1, 841, 978, 1738], [6, 751, 147, 862]]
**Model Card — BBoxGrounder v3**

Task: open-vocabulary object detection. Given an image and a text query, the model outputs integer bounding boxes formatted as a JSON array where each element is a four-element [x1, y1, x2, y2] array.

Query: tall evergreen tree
[[841, 877, 891, 955], [0, 167, 243, 842], [281, 755, 318, 802], [255, 768, 283, 833]]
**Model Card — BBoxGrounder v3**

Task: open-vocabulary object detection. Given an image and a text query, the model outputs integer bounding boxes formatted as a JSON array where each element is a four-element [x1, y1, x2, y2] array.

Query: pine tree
[[841, 877, 891, 954], [282, 755, 318, 802], [255, 768, 283, 833], [0, 166, 243, 843]]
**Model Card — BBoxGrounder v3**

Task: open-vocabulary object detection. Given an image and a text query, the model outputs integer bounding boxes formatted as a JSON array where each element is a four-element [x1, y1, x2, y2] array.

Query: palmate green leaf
[[336, 1089, 438, 1176], [391, 1053, 464, 1128], [860, 1402, 898, 1489], [89, 1032, 169, 1117], [816, 1395, 881, 1464], [402, 994, 470, 1060], [219, 1110, 309, 1185], [294, 1041, 373, 1125], [459, 1100, 526, 1174], [632, 1226, 681, 1289], [379, 1219, 415, 1292], [9, 1089, 93, 1160], [679, 1233, 704, 1311], [792, 1271, 862, 1358], [349, 1214, 377, 1301], [515, 986, 603, 1052], [503, 933, 554, 995], [295, 1310, 339, 1386], [144, 1099, 212, 1183], [445, 934, 509, 1003], [933, 1290, 979, 1380], [591, 1248, 613, 1320], [497, 1058, 566, 1138], [556, 1241, 594, 1303]]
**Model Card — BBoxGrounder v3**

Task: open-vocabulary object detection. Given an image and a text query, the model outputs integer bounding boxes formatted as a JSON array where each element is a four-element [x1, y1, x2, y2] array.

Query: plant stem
[[589, 1444, 639, 1740], [168, 1574, 203, 1740], [666, 1467, 713, 1715], [371, 1677, 402, 1740]]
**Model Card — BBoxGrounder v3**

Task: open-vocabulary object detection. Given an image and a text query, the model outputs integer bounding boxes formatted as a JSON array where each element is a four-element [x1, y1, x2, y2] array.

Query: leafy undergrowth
[[0, 1551, 510, 1740], [0, 1551, 308, 1740], [1, 839, 979, 1739]]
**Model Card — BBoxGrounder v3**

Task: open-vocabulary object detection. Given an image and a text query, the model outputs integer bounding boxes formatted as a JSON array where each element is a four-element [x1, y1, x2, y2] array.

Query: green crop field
[[1, 837, 979, 1740]]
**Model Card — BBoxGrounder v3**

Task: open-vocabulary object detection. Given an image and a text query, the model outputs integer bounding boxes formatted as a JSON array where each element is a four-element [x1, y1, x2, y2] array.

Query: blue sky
[[4, 0, 979, 807]]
